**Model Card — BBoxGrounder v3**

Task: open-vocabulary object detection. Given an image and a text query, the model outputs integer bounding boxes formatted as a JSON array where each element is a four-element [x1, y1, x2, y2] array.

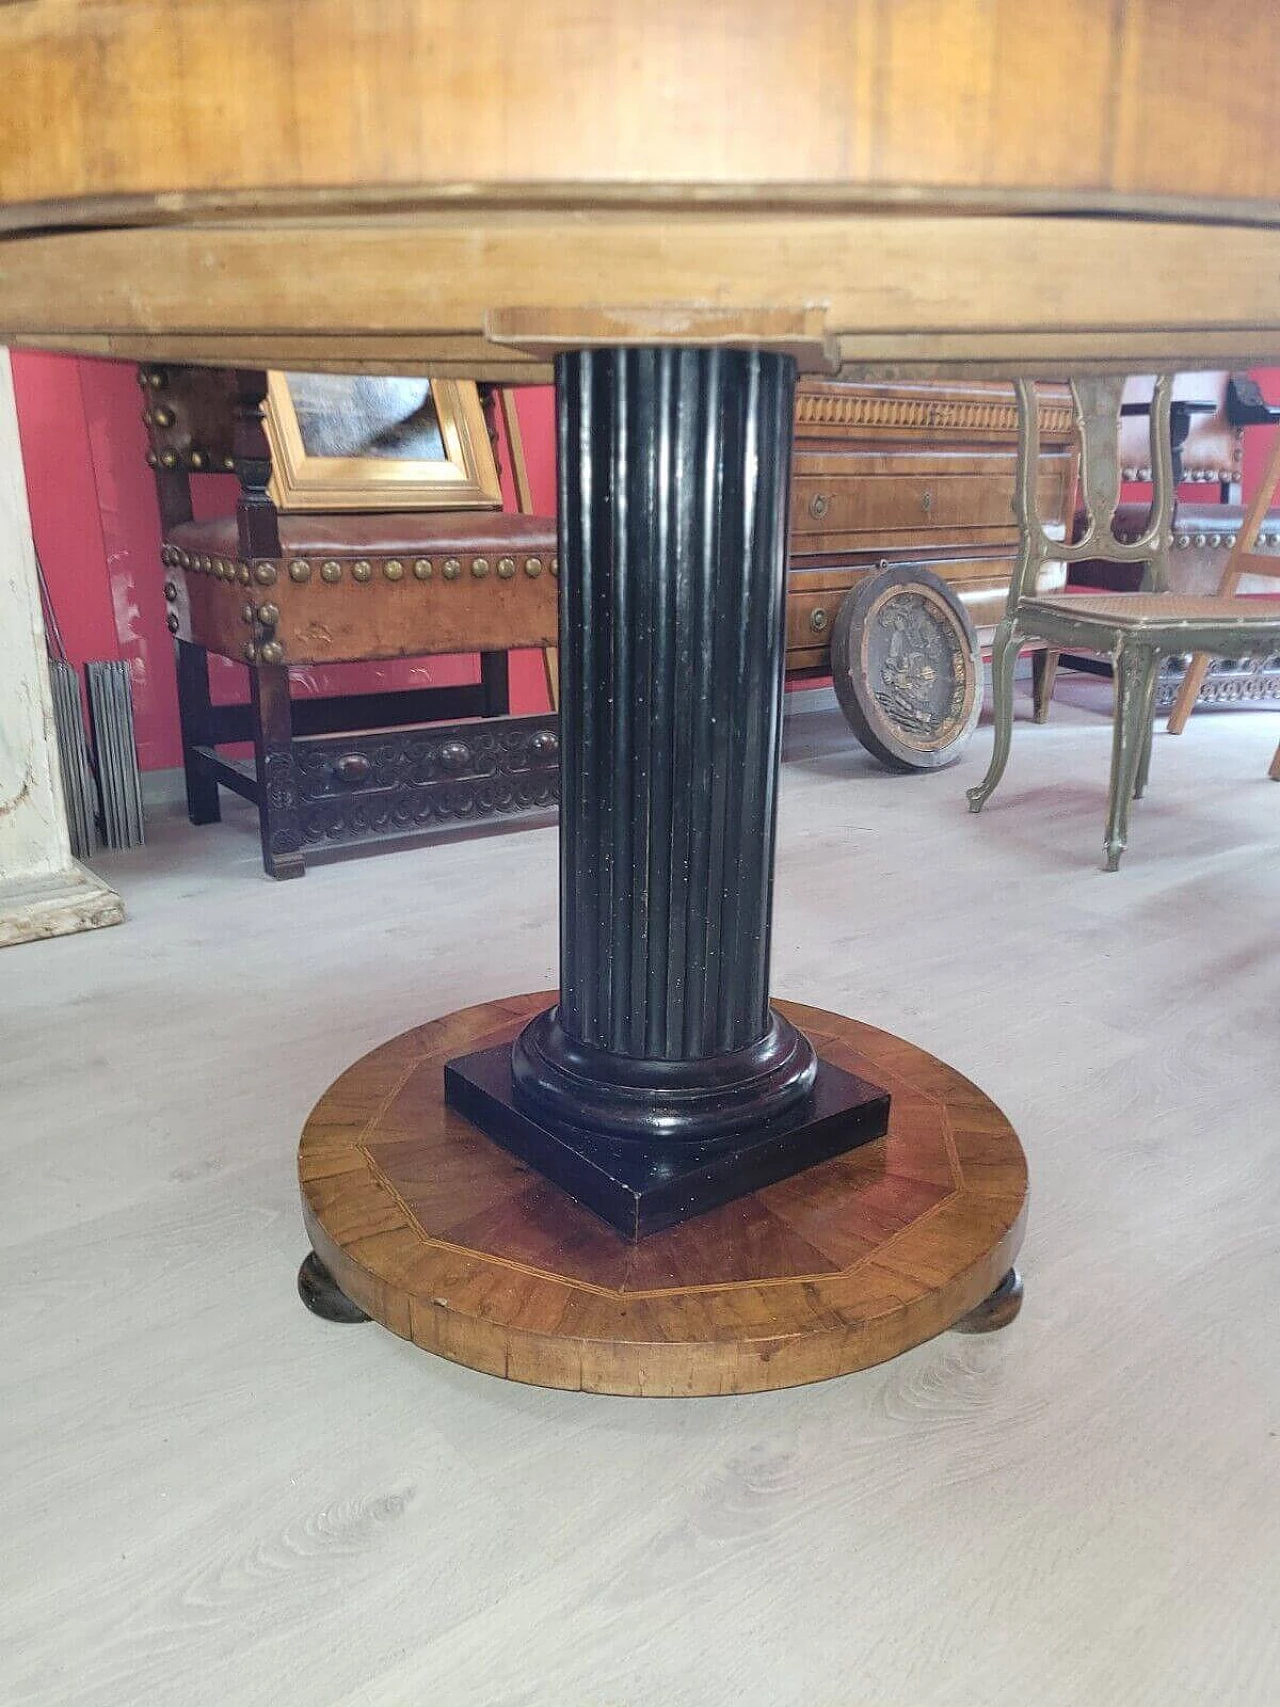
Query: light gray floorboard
[[3, 685, 1278, 1707]]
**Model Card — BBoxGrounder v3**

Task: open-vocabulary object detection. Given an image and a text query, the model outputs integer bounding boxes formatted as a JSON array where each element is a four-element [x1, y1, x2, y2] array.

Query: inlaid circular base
[[298, 993, 1027, 1396]]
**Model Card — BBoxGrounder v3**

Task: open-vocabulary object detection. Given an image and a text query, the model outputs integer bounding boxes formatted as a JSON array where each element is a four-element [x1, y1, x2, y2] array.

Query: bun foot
[[953, 1267, 1023, 1334], [298, 1251, 369, 1323]]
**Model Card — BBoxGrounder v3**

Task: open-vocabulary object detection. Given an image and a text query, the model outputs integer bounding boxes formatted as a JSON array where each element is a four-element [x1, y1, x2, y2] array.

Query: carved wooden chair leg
[[952, 1268, 1024, 1333], [250, 663, 305, 880], [175, 637, 221, 825], [479, 649, 510, 717], [967, 617, 1021, 812], [1104, 642, 1159, 870], [1031, 646, 1060, 723]]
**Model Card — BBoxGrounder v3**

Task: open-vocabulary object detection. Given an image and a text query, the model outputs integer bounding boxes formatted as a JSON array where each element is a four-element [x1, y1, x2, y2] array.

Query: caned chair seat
[[1020, 591, 1280, 640]]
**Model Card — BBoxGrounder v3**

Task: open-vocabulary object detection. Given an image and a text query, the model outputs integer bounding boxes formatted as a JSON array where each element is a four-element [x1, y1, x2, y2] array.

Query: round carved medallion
[[830, 566, 981, 771]]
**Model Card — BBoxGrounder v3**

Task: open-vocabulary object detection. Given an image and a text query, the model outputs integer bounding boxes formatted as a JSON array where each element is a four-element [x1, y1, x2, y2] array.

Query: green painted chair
[[967, 375, 1280, 870]]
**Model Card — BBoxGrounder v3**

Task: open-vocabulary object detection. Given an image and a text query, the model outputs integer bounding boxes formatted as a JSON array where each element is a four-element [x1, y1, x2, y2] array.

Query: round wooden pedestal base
[[298, 993, 1027, 1396]]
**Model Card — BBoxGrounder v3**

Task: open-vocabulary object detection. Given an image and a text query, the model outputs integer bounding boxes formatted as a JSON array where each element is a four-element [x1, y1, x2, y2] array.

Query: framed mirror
[[264, 373, 502, 512]]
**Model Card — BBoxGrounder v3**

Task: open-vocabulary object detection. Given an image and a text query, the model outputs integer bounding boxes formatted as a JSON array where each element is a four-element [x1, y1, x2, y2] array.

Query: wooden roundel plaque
[[831, 567, 982, 772], [298, 993, 1027, 1396]]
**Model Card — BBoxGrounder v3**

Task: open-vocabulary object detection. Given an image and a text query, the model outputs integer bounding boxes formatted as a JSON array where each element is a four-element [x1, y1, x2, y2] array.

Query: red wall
[[12, 354, 556, 770]]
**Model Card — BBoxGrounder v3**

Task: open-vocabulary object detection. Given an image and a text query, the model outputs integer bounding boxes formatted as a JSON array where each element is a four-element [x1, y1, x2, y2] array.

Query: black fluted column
[[511, 348, 817, 1142]]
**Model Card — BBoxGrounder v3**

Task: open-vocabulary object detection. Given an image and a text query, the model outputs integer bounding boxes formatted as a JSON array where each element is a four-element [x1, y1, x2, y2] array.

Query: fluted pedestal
[[445, 348, 889, 1237]]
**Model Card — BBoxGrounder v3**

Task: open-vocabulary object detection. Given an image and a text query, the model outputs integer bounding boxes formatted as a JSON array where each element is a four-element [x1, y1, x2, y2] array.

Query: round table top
[[3, 1, 1280, 376]]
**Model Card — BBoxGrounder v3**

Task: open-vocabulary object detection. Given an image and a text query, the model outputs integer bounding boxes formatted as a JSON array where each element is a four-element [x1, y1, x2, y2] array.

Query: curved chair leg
[[1104, 643, 1159, 870], [1031, 647, 1059, 723], [967, 619, 1021, 813], [1133, 667, 1159, 800]]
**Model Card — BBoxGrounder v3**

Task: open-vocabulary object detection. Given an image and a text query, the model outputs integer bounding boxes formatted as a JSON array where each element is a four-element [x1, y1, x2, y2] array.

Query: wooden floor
[[3, 681, 1279, 1707]]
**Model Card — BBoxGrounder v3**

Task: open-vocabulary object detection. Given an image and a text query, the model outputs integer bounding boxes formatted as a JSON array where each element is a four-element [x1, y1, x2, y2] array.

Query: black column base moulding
[[445, 1043, 889, 1240]]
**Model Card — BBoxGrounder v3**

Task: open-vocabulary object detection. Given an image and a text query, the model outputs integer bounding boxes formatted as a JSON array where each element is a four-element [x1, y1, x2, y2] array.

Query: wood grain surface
[[6, 213, 1280, 377], [3, 1, 1280, 218], [299, 993, 1027, 1396], [4, 5, 1280, 372]]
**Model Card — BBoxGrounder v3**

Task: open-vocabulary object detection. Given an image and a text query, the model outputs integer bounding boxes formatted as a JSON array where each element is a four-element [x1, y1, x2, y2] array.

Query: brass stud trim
[[152, 405, 175, 429], [524, 556, 543, 577], [443, 557, 461, 580], [189, 449, 205, 471], [259, 641, 284, 665], [159, 449, 178, 469], [237, 563, 251, 585], [242, 642, 258, 663], [352, 559, 373, 583], [289, 559, 312, 583], [165, 612, 180, 634], [497, 556, 516, 579], [384, 558, 405, 581], [253, 562, 277, 586], [257, 602, 280, 627], [163, 581, 178, 602], [550, 557, 559, 578], [222, 456, 236, 472], [145, 449, 159, 469], [242, 602, 255, 623], [471, 556, 490, 578], [320, 559, 342, 583], [413, 557, 433, 580]]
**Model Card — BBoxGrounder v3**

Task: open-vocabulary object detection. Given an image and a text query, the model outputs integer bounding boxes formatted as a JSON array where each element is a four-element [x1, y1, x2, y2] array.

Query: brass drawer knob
[[808, 493, 829, 519], [809, 607, 829, 634]]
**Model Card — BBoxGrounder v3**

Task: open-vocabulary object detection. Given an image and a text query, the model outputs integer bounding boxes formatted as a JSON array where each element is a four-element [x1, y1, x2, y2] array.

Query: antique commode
[[4, 1, 1280, 1392]]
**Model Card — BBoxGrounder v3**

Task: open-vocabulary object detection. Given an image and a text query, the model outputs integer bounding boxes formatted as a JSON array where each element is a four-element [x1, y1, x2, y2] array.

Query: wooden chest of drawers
[[786, 380, 1079, 676]]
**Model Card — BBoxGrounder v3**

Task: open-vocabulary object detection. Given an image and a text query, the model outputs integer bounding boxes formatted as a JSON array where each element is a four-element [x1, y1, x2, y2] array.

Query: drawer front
[[791, 467, 1068, 548]]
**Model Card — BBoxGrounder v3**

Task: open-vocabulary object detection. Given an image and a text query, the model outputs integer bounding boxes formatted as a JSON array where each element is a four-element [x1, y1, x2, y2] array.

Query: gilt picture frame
[[264, 372, 502, 512]]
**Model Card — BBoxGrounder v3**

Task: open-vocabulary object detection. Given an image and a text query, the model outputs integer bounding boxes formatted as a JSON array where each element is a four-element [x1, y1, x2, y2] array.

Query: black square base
[[443, 1045, 891, 1240]]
